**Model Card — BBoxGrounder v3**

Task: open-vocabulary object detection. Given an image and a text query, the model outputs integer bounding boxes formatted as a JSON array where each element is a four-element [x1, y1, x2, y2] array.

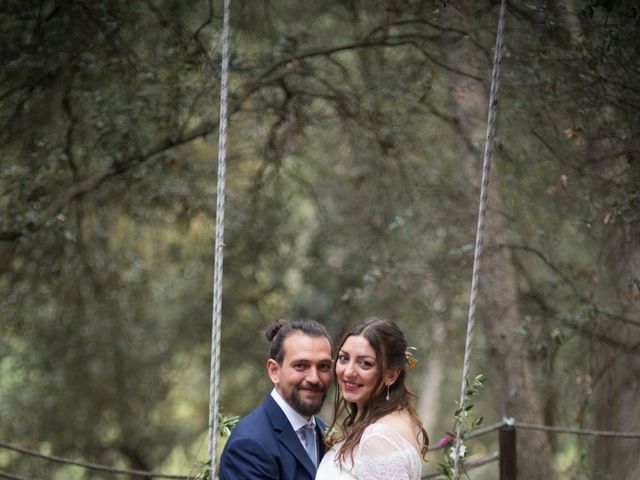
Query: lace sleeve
[[351, 424, 421, 480]]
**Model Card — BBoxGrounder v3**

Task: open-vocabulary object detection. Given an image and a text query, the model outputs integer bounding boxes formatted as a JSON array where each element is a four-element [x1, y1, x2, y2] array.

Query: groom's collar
[[270, 389, 316, 433]]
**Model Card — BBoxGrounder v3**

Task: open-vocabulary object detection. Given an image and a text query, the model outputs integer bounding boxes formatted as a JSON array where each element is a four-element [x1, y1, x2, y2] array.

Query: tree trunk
[[443, 3, 557, 477], [555, 2, 640, 476], [418, 319, 445, 431], [591, 190, 640, 480], [479, 179, 556, 479]]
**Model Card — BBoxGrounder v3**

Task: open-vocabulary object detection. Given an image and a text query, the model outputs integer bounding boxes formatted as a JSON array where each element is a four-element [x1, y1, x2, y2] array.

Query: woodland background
[[1, 1, 639, 479]]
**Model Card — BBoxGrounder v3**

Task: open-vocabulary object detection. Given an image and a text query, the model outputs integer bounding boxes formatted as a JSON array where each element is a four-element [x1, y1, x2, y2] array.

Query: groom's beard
[[286, 383, 327, 417]]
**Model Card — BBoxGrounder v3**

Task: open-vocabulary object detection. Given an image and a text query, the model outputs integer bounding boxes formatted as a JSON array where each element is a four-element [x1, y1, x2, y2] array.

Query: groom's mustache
[[298, 383, 325, 392]]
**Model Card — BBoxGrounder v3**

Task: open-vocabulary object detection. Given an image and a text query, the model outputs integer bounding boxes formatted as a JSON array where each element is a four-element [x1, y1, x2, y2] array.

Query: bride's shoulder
[[375, 411, 416, 435], [366, 411, 420, 451]]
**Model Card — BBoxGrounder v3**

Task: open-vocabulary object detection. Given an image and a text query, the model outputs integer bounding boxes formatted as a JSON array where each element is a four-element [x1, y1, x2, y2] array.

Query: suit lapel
[[315, 418, 326, 459], [264, 396, 316, 477]]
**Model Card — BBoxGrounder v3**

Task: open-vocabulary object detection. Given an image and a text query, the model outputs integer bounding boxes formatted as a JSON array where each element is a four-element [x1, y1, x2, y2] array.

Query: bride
[[316, 317, 429, 480]]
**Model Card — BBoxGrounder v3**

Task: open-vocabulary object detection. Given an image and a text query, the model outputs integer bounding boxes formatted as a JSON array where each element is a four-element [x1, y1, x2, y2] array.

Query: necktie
[[301, 422, 317, 466]]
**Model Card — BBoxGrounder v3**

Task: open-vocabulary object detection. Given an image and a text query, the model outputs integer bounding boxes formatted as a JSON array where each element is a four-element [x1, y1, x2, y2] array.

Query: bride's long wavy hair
[[326, 317, 429, 466]]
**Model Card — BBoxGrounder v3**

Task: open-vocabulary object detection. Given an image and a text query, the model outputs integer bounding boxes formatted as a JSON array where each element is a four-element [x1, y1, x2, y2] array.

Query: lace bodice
[[315, 423, 422, 480]]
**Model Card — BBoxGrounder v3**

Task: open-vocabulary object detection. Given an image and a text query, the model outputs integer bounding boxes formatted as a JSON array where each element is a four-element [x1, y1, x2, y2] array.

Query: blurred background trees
[[1, 0, 638, 478]]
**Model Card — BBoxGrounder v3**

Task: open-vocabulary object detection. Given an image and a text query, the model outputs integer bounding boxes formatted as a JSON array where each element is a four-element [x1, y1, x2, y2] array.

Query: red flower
[[438, 434, 454, 448]]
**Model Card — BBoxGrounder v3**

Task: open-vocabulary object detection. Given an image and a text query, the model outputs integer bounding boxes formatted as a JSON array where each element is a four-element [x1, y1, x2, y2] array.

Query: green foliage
[[0, 0, 638, 478], [439, 374, 486, 479], [217, 411, 240, 438], [190, 410, 238, 480]]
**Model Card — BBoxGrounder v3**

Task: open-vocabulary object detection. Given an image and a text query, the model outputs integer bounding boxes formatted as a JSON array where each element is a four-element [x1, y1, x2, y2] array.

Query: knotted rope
[[208, 0, 231, 476], [452, 0, 507, 478]]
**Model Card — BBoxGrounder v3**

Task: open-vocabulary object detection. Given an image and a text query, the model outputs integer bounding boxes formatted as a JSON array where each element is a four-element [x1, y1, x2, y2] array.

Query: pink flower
[[438, 434, 454, 448]]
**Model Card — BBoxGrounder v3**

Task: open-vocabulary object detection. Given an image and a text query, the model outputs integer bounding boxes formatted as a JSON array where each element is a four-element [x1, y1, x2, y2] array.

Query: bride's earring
[[385, 385, 390, 401]]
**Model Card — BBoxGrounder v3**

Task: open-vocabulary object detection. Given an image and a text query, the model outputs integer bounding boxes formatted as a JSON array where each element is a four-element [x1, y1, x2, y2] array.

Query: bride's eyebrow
[[338, 350, 375, 360]]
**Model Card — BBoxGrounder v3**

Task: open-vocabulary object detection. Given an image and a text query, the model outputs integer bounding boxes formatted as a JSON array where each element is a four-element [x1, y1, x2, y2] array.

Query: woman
[[316, 317, 429, 480]]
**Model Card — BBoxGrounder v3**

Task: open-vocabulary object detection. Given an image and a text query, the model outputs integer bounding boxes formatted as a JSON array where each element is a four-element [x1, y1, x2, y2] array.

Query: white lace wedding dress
[[315, 423, 422, 480]]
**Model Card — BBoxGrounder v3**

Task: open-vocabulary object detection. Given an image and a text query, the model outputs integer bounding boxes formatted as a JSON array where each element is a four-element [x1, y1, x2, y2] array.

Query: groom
[[219, 318, 333, 480]]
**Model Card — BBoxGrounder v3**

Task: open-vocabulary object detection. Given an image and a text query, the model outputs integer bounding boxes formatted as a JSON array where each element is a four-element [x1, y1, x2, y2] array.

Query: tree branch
[[2, 32, 484, 244], [496, 242, 640, 329]]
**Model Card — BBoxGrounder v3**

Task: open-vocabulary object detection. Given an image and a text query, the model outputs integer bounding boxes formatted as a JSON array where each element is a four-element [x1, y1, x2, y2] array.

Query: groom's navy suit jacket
[[219, 394, 326, 480]]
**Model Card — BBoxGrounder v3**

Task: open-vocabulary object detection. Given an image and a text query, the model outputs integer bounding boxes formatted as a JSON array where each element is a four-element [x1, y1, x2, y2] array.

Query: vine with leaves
[[194, 411, 239, 480], [438, 374, 485, 479]]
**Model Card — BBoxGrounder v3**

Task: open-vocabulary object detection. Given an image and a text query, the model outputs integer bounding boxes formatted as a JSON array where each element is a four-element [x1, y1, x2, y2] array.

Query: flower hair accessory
[[404, 346, 418, 369]]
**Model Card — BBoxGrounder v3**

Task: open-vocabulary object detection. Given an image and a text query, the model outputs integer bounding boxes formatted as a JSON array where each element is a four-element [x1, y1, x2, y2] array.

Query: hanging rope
[[452, 0, 507, 478], [208, 0, 231, 477]]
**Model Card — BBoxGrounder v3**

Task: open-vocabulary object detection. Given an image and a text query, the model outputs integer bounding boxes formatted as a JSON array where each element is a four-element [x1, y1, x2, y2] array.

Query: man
[[219, 318, 333, 480]]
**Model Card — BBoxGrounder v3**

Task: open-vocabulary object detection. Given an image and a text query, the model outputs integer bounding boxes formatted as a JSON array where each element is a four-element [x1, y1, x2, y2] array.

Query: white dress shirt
[[270, 388, 316, 448]]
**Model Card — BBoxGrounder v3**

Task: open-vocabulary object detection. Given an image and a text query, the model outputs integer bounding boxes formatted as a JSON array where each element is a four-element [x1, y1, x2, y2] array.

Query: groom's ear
[[267, 358, 280, 385]]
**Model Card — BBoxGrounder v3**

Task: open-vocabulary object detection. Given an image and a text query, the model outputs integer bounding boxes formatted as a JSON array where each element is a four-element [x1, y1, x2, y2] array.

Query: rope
[[207, 0, 231, 477], [1, 420, 637, 478], [429, 421, 504, 452], [0, 441, 189, 479], [452, 0, 507, 478], [513, 421, 640, 439]]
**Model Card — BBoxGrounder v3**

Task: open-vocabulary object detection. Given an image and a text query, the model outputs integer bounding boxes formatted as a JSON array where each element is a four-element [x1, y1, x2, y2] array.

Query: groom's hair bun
[[265, 319, 289, 342]]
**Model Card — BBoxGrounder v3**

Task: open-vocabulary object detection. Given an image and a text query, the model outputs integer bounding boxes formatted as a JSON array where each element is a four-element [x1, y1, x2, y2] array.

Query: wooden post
[[500, 424, 517, 479]]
